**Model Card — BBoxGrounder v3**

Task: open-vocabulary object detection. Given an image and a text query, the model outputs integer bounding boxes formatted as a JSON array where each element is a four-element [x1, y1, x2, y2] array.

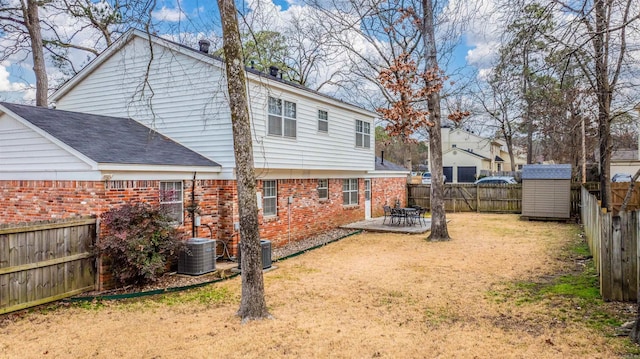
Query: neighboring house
[[0, 29, 408, 279], [611, 149, 640, 177], [440, 127, 526, 183]]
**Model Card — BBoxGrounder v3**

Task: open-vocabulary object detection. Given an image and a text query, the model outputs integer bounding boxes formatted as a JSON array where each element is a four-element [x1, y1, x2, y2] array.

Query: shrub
[[97, 203, 185, 286]]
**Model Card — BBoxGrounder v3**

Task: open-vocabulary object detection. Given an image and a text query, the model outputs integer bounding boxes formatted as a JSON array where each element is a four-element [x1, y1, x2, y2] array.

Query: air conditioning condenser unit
[[178, 238, 216, 275]]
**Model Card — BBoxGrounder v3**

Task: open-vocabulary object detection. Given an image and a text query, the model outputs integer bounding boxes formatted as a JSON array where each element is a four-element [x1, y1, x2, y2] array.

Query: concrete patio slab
[[341, 217, 431, 234]]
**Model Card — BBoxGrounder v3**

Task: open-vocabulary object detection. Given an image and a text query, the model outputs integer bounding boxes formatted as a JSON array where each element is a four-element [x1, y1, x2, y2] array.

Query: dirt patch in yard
[[0, 213, 637, 358]]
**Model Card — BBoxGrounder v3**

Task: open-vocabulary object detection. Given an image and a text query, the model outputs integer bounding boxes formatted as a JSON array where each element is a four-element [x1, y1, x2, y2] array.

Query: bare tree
[[217, 0, 270, 322], [474, 72, 520, 171], [421, 0, 451, 241], [552, 0, 640, 210], [1, 0, 48, 105], [1, 0, 156, 103]]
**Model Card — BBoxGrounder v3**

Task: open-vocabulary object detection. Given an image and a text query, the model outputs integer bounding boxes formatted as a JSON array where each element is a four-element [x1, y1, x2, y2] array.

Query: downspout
[[191, 172, 197, 238]]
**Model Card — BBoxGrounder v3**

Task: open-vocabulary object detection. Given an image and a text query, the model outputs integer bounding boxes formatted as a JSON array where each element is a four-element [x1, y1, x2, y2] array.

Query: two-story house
[[440, 127, 526, 182], [0, 29, 408, 266]]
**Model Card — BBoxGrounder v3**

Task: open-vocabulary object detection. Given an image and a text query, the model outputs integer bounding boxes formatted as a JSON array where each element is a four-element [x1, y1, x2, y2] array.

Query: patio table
[[390, 208, 418, 226]]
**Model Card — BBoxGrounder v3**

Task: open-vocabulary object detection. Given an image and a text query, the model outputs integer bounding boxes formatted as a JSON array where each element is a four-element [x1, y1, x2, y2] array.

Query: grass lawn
[[1, 213, 638, 358]]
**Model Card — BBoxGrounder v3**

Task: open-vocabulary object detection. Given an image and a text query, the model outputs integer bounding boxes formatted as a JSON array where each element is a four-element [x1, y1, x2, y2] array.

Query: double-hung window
[[355, 120, 370, 148], [317, 179, 328, 200], [342, 179, 358, 205], [318, 110, 328, 132], [268, 97, 296, 138], [160, 181, 183, 224], [263, 180, 277, 216]]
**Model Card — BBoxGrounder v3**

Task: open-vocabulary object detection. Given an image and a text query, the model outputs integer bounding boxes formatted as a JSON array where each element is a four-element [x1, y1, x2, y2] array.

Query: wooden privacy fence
[[581, 186, 638, 301], [0, 218, 97, 314], [408, 183, 522, 213], [409, 183, 595, 216]]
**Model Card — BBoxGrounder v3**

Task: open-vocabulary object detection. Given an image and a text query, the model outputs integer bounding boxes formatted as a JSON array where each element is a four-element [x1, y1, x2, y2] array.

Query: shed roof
[[0, 102, 220, 168], [522, 164, 572, 180]]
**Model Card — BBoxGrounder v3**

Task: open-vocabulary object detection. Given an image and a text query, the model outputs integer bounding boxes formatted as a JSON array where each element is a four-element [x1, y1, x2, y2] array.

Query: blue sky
[[0, 0, 488, 105]]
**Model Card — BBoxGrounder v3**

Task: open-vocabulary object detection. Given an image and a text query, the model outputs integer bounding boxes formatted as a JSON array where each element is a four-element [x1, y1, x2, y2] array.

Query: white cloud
[[0, 64, 28, 92], [152, 6, 187, 22]]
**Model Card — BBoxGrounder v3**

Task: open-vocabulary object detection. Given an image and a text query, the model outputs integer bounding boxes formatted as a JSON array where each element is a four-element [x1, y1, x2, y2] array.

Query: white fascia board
[[101, 171, 222, 181], [97, 163, 222, 173], [366, 170, 410, 178], [0, 105, 99, 170]]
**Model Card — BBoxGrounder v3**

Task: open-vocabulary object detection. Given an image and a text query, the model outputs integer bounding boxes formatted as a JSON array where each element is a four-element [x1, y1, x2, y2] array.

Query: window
[[342, 179, 358, 205], [318, 110, 328, 132], [355, 120, 370, 148], [160, 181, 183, 223], [318, 179, 328, 200], [268, 97, 296, 138], [263, 180, 277, 216]]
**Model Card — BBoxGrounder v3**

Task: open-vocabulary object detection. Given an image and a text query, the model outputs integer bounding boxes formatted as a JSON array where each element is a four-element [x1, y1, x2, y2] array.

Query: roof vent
[[269, 66, 279, 77], [198, 39, 210, 54]]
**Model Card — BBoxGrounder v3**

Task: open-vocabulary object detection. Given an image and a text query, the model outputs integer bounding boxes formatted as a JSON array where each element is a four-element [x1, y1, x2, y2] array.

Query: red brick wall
[[0, 176, 406, 287], [371, 177, 408, 216], [257, 178, 363, 248]]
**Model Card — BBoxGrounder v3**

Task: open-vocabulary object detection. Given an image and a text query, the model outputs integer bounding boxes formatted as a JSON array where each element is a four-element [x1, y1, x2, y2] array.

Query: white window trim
[[355, 120, 371, 149], [342, 178, 359, 206], [263, 180, 277, 216], [159, 181, 184, 224], [318, 179, 329, 200], [318, 109, 329, 133], [268, 96, 297, 138]]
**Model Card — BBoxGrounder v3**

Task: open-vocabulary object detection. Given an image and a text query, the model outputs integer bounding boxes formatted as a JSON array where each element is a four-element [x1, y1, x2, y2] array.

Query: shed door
[[457, 166, 476, 183]]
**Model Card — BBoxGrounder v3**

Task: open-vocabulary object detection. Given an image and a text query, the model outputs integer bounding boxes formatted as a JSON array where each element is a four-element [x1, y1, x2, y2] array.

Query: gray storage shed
[[521, 164, 572, 219]]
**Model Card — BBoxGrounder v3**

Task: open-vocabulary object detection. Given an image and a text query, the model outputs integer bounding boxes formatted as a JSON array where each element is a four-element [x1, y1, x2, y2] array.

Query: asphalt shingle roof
[[522, 164, 572, 180], [375, 157, 408, 171], [1, 102, 219, 167]]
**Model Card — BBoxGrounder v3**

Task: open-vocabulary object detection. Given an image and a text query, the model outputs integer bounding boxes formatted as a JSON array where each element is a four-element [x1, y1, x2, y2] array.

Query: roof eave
[[97, 163, 222, 172]]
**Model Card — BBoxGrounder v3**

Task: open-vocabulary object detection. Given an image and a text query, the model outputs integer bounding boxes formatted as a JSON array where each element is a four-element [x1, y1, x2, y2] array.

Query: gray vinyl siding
[[522, 179, 570, 218], [55, 34, 374, 178], [0, 114, 91, 173]]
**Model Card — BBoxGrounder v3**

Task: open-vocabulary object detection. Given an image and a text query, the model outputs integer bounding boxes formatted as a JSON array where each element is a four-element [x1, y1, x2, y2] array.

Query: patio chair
[[383, 205, 393, 224], [390, 207, 406, 225], [412, 207, 428, 226]]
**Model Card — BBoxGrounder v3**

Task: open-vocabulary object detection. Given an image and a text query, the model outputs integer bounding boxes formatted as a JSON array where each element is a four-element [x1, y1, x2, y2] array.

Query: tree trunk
[[403, 140, 412, 177], [523, 47, 533, 164], [423, 0, 450, 241], [22, 0, 48, 107], [594, 0, 612, 211], [217, 0, 270, 322]]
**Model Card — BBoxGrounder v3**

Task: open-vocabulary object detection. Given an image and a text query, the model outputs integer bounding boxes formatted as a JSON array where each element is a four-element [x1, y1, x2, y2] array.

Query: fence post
[[601, 212, 613, 301], [621, 211, 638, 301], [612, 215, 623, 301]]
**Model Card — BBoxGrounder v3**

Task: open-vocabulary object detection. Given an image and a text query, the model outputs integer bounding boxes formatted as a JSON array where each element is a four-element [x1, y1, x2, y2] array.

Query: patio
[[341, 216, 431, 234]]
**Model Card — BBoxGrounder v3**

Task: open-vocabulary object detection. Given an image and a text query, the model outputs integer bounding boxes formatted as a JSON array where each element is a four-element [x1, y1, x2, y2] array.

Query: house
[[440, 127, 526, 183], [611, 149, 640, 177], [0, 102, 221, 223], [0, 29, 408, 274]]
